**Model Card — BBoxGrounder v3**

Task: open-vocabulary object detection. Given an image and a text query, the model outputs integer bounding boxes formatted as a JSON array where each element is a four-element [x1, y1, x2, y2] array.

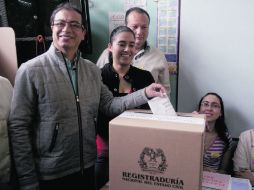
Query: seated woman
[[194, 92, 232, 174], [233, 129, 254, 186], [95, 26, 155, 189]]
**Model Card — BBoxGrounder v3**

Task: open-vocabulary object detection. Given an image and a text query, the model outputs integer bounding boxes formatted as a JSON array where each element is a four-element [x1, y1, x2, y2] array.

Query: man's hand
[[145, 83, 166, 98]]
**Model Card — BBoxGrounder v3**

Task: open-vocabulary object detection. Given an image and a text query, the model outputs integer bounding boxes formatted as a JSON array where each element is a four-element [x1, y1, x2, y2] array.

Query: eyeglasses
[[201, 101, 221, 109], [52, 20, 84, 30]]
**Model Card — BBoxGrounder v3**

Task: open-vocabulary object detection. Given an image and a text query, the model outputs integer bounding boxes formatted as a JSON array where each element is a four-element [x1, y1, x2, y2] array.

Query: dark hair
[[198, 92, 230, 149], [50, 2, 85, 26], [108, 26, 135, 64], [125, 7, 150, 25]]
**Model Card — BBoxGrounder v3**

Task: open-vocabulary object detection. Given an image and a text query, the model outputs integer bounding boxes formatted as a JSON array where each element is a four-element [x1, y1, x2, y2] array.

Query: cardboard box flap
[[110, 111, 206, 133]]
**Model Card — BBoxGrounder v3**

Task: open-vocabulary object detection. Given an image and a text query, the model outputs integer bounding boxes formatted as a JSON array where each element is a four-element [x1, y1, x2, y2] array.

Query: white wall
[[178, 0, 254, 137]]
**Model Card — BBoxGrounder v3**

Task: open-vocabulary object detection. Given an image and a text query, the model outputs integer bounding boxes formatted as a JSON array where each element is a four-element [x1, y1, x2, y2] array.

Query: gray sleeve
[[8, 65, 39, 189], [99, 83, 148, 116]]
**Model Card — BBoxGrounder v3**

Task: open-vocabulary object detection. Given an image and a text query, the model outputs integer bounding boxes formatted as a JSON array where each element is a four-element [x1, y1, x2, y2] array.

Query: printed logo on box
[[138, 147, 167, 174]]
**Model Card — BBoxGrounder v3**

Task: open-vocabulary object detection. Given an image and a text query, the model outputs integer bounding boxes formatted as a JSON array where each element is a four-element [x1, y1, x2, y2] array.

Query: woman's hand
[[145, 83, 166, 98]]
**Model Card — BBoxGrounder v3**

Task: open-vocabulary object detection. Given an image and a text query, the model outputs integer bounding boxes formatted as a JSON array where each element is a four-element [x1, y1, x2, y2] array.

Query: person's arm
[[233, 132, 250, 171], [235, 169, 254, 186], [144, 83, 166, 98], [158, 54, 170, 97], [8, 65, 39, 190], [152, 49, 171, 98], [219, 148, 232, 174], [0, 77, 13, 183], [99, 82, 166, 116], [233, 131, 254, 185]]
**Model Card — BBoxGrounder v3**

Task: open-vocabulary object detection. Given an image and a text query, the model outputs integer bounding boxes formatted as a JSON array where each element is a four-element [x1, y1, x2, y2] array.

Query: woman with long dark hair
[[196, 92, 232, 173]]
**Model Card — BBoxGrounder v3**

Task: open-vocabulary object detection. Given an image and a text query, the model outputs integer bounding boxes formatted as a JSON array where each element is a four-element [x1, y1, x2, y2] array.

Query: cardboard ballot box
[[109, 110, 206, 190]]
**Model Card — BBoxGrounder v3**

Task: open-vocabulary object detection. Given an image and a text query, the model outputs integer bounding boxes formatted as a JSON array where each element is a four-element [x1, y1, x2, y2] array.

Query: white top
[[233, 129, 254, 172]]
